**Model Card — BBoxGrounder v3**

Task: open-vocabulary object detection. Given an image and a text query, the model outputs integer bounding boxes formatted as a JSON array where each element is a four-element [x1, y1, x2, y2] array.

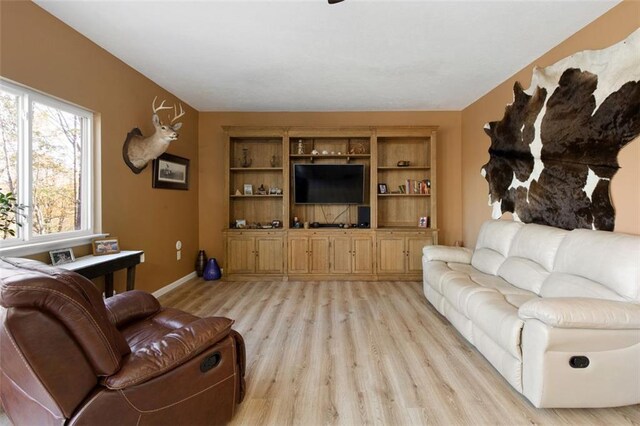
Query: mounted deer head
[[123, 97, 185, 174]]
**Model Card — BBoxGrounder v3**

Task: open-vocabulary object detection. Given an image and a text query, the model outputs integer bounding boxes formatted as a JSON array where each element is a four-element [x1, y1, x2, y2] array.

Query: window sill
[[0, 233, 109, 258]]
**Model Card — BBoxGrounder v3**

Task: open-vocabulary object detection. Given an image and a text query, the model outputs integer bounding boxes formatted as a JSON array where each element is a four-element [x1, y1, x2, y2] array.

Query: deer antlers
[[152, 96, 185, 124], [171, 104, 185, 124]]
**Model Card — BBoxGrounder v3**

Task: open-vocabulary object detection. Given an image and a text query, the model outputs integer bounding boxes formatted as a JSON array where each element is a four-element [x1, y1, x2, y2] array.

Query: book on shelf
[[404, 179, 431, 195]]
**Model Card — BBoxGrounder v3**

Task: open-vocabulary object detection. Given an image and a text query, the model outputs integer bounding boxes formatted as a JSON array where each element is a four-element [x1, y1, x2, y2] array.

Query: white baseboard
[[153, 271, 197, 298]]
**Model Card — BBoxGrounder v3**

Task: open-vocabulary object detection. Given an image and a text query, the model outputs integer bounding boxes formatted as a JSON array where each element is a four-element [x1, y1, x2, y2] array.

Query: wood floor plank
[[157, 279, 640, 426]]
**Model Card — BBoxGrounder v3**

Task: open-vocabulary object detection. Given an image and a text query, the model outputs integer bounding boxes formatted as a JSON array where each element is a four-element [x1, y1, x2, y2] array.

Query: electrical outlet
[[177, 250, 181, 261]]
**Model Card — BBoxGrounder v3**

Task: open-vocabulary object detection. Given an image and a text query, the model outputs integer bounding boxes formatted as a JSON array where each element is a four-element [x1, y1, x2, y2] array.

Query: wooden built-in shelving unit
[[222, 126, 438, 281]]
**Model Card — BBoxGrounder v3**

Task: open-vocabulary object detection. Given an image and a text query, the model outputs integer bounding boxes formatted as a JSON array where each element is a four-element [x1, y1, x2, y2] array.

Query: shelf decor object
[[204, 258, 222, 280], [196, 250, 207, 277]]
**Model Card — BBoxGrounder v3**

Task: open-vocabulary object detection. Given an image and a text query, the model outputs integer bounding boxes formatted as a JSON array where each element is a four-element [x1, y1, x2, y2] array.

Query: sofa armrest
[[104, 290, 161, 328], [423, 246, 473, 264], [519, 298, 640, 329], [102, 316, 234, 389]]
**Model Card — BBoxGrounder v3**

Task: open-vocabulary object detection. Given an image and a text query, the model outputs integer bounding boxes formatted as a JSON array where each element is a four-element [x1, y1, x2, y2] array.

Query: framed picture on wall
[[152, 153, 189, 190]]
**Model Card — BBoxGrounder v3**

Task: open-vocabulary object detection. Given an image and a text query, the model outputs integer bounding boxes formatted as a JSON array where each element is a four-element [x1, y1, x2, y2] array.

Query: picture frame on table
[[92, 238, 121, 256], [418, 216, 428, 228], [152, 153, 189, 190], [49, 248, 75, 266]]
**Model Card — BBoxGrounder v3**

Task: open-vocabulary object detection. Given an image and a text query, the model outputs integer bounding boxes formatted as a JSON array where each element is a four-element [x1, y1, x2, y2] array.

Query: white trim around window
[[0, 79, 102, 256]]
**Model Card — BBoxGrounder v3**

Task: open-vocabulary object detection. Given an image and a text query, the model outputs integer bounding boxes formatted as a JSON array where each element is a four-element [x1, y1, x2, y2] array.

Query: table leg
[[126, 266, 136, 292], [104, 273, 114, 298]]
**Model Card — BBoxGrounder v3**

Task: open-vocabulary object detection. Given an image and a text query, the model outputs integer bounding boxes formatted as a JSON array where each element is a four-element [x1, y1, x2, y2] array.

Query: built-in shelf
[[230, 167, 283, 171], [377, 166, 430, 170], [377, 226, 437, 230], [378, 193, 430, 197], [230, 194, 283, 198], [290, 154, 370, 163], [224, 126, 438, 280]]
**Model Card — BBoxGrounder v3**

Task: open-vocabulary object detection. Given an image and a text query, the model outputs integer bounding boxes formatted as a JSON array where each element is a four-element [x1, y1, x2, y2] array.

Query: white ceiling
[[35, 0, 619, 112]]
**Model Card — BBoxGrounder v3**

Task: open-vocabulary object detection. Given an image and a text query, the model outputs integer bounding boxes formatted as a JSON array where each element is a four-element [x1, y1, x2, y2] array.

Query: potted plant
[[0, 189, 26, 239]]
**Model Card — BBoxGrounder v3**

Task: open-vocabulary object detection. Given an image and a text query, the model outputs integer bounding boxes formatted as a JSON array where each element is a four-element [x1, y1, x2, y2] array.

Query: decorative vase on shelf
[[195, 250, 207, 277], [204, 258, 222, 281], [240, 147, 252, 168]]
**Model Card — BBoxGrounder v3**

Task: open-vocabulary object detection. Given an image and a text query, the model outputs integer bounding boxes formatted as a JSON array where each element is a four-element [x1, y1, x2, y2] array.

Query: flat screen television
[[294, 164, 365, 204]]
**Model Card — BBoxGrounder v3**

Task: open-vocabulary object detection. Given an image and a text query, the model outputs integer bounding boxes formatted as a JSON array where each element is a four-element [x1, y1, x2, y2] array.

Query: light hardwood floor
[[158, 279, 640, 426]]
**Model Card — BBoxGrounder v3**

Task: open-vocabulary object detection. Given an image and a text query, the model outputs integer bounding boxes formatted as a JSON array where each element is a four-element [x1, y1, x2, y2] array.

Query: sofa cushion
[[467, 291, 531, 360], [471, 220, 523, 275], [505, 294, 538, 308], [496, 223, 568, 294], [497, 257, 550, 294], [442, 276, 495, 318], [469, 271, 535, 296], [508, 224, 568, 271], [540, 273, 627, 302], [552, 229, 640, 302], [448, 263, 477, 275], [422, 261, 469, 294]]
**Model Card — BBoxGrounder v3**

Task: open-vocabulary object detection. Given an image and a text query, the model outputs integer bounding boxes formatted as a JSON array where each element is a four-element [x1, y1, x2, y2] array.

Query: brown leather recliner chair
[[0, 257, 245, 425]]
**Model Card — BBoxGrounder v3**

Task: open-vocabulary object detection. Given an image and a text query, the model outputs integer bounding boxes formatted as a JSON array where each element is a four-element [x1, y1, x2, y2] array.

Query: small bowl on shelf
[[397, 160, 410, 167]]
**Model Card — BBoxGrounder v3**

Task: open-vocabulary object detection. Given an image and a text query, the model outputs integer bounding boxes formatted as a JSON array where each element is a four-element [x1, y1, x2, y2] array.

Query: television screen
[[294, 164, 365, 204]]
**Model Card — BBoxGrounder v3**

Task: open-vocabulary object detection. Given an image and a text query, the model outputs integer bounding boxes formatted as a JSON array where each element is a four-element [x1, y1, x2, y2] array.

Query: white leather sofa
[[422, 220, 640, 408]]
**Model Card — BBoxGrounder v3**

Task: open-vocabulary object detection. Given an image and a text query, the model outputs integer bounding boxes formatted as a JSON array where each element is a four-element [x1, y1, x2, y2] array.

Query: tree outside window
[[0, 81, 93, 247]]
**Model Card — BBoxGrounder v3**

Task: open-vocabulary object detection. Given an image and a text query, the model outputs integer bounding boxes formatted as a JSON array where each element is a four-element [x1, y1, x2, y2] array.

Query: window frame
[[0, 79, 103, 256]]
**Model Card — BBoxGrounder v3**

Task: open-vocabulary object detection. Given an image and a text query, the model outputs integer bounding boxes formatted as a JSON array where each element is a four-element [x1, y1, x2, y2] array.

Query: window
[[0, 80, 96, 253]]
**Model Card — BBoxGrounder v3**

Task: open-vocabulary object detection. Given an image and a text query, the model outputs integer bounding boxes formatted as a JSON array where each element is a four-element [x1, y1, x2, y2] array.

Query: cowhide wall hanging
[[482, 28, 640, 231]]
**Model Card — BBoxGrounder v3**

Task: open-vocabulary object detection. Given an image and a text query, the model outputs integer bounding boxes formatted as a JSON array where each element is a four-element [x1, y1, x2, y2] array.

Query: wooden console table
[[60, 250, 144, 298]]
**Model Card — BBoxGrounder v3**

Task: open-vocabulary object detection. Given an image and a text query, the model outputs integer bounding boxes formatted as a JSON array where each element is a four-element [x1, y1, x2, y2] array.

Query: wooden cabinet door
[[330, 236, 352, 274], [309, 237, 330, 274], [377, 236, 405, 274], [256, 237, 284, 274], [288, 236, 309, 273], [407, 235, 433, 273], [352, 236, 373, 274], [227, 236, 255, 274]]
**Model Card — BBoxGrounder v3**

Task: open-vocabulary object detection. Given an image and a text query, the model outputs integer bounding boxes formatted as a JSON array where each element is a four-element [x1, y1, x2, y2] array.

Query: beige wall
[[461, 2, 640, 247], [3, 1, 636, 285], [0, 1, 200, 293], [199, 112, 462, 262]]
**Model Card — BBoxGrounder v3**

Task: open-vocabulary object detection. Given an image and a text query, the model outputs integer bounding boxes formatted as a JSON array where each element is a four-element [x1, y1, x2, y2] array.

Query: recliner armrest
[[519, 298, 640, 329], [104, 290, 161, 328], [423, 246, 473, 264], [102, 316, 234, 389]]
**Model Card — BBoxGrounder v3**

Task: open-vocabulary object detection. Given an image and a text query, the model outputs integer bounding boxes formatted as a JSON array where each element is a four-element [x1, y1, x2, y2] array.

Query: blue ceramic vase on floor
[[204, 258, 222, 280]]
